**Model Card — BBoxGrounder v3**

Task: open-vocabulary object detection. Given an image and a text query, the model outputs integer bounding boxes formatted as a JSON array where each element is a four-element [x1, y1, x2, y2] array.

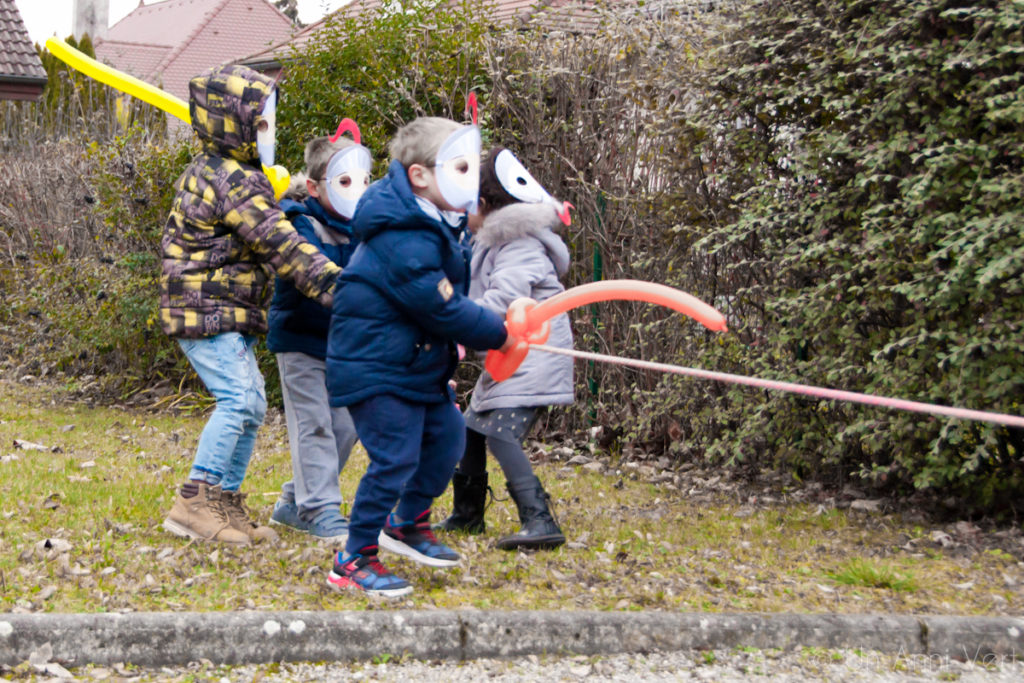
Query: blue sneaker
[[308, 507, 349, 543], [269, 498, 309, 532], [379, 510, 460, 568], [328, 546, 412, 598]]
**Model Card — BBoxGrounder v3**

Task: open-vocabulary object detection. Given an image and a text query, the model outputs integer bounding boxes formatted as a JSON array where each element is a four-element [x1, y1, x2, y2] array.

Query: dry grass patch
[[0, 378, 1021, 616]]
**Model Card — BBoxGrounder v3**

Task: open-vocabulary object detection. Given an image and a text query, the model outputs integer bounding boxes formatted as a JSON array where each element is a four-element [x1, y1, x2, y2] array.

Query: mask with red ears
[[323, 119, 373, 220]]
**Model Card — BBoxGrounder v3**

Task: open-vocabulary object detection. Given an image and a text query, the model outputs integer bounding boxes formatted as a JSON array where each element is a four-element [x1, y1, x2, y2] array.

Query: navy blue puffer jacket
[[266, 197, 355, 359], [326, 160, 508, 406]]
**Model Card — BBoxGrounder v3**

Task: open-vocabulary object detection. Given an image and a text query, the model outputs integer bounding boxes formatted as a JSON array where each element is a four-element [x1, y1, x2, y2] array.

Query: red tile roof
[[241, 0, 611, 67], [94, 0, 295, 102], [104, 0, 218, 47], [0, 0, 47, 100]]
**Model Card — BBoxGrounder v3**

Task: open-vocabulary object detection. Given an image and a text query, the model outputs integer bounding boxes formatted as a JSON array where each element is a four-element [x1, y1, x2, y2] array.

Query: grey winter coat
[[468, 202, 575, 412]]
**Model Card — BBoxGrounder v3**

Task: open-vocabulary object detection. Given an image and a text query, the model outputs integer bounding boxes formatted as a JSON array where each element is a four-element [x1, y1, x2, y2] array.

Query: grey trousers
[[276, 352, 358, 519]]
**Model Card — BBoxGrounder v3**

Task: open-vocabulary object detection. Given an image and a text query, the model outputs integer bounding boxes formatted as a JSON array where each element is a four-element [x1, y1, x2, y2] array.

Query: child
[[438, 147, 573, 550], [324, 117, 516, 597], [268, 124, 373, 542], [161, 64, 341, 546]]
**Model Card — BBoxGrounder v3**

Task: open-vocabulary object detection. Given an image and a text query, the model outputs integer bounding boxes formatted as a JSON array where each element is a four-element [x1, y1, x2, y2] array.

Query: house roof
[[0, 0, 47, 100], [240, 0, 605, 68], [94, 0, 295, 101]]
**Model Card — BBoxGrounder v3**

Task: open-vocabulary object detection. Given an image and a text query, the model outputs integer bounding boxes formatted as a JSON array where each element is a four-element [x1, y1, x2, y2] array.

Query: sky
[[15, 0, 354, 45]]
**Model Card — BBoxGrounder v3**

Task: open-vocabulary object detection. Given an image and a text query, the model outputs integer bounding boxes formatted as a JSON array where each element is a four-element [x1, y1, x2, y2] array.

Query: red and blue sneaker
[[327, 545, 412, 598], [379, 510, 460, 568]]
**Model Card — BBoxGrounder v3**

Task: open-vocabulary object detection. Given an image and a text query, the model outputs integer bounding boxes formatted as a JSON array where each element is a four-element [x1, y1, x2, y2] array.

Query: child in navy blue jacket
[[325, 117, 514, 598], [267, 130, 372, 542]]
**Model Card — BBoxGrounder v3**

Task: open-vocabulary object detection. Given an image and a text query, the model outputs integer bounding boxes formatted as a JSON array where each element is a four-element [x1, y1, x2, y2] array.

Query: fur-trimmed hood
[[473, 202, 569, 276]]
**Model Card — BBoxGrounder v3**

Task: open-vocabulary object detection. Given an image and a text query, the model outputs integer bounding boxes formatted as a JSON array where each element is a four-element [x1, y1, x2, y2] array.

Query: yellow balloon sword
[[45, 37, 291, 199]]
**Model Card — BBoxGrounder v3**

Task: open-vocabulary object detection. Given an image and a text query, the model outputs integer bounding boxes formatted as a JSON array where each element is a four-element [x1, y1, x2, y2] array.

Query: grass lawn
[[0, 378, 1021, 615]]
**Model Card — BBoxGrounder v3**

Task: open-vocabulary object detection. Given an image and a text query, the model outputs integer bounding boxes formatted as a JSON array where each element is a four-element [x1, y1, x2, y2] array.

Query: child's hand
[[486, 297, 549, 381], [505, 297, 550, 346]]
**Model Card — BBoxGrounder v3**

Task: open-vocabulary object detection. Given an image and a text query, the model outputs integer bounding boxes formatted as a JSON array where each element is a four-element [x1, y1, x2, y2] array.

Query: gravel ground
[[65, 649, 1024, 682]]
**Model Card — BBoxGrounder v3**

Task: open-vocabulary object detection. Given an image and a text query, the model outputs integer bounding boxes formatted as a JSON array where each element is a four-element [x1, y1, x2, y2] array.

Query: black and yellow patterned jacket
[[159, 64, 340, 338]]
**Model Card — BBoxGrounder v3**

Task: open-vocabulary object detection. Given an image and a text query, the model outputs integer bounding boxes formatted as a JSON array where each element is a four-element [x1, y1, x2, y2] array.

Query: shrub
[[0, 125, 194, 399], [274, 0, 492, 174], [685, 0, 1024, 510], [481, 2, 746, 452]]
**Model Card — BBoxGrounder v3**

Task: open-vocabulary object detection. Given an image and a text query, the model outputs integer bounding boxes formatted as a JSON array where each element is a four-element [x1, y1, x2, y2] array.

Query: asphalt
[[2, 610, 1023, 669]]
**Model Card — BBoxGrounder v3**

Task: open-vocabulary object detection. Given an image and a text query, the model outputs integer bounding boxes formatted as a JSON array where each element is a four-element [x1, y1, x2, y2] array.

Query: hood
[[352, 159, 454, 243], [189, 64, 276, 164], [475, 202, 570, 276]]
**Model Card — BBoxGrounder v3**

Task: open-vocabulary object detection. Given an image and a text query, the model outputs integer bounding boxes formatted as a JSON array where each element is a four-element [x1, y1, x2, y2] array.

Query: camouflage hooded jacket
[[160, 64, 340, 338]]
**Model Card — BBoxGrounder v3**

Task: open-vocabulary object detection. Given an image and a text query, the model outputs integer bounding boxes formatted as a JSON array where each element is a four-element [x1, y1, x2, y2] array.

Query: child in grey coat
[[438, 147, 574, 550]]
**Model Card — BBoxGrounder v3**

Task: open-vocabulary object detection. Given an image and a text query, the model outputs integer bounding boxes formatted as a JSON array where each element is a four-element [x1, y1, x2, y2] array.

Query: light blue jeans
[[178, 333, 267, 491]]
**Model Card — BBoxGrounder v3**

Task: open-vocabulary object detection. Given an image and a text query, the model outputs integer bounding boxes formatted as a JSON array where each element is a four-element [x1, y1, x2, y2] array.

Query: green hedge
[[684, 0, 1024, 511]]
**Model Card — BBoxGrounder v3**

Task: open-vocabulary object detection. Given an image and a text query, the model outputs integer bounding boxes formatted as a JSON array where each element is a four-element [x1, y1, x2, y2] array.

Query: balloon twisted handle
[[485, 298, 549, 381], [484, 281, 727, 382]]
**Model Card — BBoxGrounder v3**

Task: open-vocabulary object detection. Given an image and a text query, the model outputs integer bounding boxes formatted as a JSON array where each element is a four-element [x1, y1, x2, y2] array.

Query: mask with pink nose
[[322, 119, 373, 220]]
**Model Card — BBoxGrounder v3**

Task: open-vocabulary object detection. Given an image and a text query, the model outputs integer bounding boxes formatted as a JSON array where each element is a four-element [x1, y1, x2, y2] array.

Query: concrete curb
[[2, 611, 1022, 668]]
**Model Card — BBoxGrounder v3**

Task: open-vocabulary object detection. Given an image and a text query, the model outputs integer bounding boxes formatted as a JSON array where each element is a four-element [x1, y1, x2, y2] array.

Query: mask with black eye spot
[[493, 149, 574, 225]]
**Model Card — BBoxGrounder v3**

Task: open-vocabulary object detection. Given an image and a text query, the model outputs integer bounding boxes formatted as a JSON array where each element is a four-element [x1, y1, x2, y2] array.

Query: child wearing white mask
[[323, 117, 517, 598], [437, 147, 574, 551], [161, 66, 340, 547], [267, 121, 373, 543]]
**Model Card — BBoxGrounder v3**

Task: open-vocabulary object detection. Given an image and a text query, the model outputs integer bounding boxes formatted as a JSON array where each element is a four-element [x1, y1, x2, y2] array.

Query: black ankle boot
[[435, 471, 488, 533], [496, 476, 565, 551]]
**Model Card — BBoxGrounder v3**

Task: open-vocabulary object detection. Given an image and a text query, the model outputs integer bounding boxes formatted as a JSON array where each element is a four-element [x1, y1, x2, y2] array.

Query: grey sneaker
[[270, 498, 310, 532], [307, 507, 349, 543]]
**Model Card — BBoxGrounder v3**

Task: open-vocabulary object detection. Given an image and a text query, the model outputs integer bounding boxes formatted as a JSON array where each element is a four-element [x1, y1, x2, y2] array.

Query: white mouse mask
[[320, 119, 373, 219], [434, 125, 481, 214], [324, 145, 372, 219], [493, 148, 574, 225], [256, 89, 277, 168]]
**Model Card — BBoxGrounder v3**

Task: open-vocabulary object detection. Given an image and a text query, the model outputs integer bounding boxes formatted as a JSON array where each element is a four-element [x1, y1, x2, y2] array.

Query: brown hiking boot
[[221, 489, 279, 543], [163, 482, 250, 546]]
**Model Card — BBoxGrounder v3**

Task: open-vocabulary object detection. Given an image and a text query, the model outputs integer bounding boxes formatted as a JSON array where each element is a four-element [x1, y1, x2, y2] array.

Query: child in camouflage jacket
[[161, 64, 340, 546]]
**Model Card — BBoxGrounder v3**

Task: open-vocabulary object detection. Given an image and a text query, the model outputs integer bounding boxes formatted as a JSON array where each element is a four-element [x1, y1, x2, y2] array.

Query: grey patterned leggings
[[457, 426, 536, 488]]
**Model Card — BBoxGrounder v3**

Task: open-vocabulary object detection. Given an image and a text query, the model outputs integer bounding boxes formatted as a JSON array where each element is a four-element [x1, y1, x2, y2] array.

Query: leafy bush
[[0, 122, 195, 398], [481, 2, 745, 452], [683, 0, 1024, 510], [274, 0, 492, 174]]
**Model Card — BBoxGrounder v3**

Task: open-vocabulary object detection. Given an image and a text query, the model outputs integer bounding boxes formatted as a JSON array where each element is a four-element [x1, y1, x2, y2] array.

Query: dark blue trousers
[[345, 393, 465, 554]]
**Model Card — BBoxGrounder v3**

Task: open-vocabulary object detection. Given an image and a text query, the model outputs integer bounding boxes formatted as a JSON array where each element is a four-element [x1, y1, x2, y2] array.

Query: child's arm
[[224, 174, 340, 306], [380, 239, 508, 352]]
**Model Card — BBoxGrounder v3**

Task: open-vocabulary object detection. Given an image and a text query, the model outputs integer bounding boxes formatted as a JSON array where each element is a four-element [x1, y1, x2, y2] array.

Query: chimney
[[73, 0, 110, 41]]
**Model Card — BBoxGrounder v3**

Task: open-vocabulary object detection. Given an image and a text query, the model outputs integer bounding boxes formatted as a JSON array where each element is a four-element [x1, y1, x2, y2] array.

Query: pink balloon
[[485, 280, 727, 382]]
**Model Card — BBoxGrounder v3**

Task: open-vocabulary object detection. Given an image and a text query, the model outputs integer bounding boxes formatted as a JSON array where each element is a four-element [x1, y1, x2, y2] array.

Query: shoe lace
[[543, 489, 562, 528], [223, 491, 254, 528], [205, 488, 233, 525], [358, 554, 389, 576], [486, 484, 506, 505]]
